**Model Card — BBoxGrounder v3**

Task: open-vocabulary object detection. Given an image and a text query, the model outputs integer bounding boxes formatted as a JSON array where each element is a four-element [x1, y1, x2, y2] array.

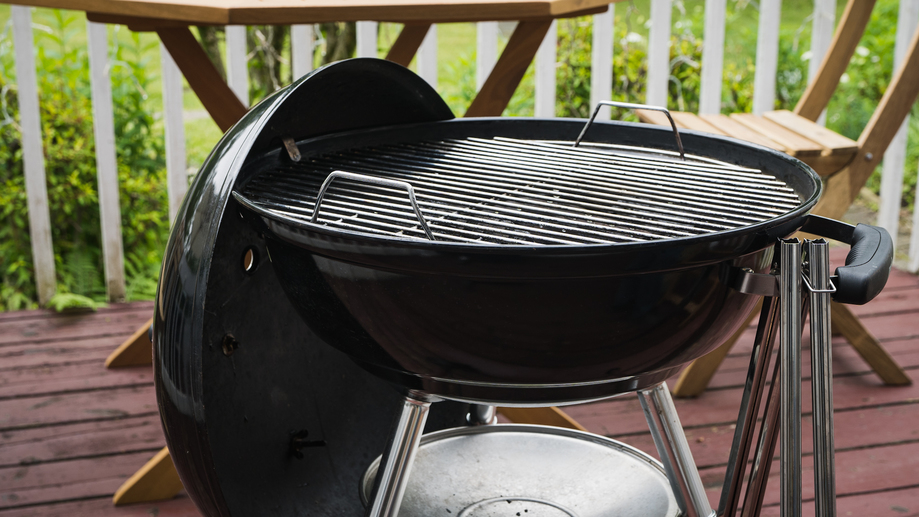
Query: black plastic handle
[[800, 215, 893, 305]]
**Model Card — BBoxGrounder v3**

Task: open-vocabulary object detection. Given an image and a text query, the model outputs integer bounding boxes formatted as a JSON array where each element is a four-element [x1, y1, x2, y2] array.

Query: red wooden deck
[[1, 249, 917, 516]]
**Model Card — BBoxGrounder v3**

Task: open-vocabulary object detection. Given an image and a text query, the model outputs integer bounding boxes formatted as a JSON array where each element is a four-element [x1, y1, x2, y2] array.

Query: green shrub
[[0, 12, 168, 311], [556, 17, 593, 118]]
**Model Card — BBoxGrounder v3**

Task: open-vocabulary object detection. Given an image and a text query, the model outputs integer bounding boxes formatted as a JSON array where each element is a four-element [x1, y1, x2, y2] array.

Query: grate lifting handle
[[574, 101, 685, 161], [311, 170, 436, 241]]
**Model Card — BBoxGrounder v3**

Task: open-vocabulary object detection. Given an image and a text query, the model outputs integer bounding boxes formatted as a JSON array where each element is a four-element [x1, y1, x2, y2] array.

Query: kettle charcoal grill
[[154, 59, 893, 517]]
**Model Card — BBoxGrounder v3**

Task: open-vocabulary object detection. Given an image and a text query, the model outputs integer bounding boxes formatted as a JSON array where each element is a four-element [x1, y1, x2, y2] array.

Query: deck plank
[[696, 441, 919, 509], [566, 365, 919, 437], [0, 415, 164, 468], [0, 309, 152, 348], [0, 335, 136, 371], [618, 401, 919, 469], [760, 484, 919, 517], [0, 451, 181, 510], [0, 386, 158, 431], [0, 495, 200, 517], [706, 337, 919, 390], [0, 364, 153, 399], [0, 257, 915, 515]]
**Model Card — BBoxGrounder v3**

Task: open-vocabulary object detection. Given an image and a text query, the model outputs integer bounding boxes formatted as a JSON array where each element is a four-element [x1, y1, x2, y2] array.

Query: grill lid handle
[[573, 101, 685, 161], [800, 215, 893, 305], [311, 171, 436, 241]]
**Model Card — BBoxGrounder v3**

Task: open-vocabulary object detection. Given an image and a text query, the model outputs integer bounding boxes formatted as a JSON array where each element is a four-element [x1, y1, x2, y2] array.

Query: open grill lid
[[234, 135, 802, 246]]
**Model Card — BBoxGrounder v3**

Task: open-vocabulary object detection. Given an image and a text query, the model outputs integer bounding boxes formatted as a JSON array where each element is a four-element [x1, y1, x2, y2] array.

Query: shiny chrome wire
[[239, 136, 804, 245]]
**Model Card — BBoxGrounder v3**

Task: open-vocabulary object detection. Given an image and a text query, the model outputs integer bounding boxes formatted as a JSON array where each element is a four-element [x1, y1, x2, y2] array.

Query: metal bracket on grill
[[573, 101, 685, 161], [802, 274, 837, 294], [281, 136, 301, 162], [730, 268, 779, 297], [731, 268, 838, 297], [311, 170, 437, 241]]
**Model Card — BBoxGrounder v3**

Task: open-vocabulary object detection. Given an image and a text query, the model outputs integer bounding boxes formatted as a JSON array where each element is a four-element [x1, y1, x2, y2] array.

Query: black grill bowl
[[235, 115, 820, 405], [265, 236, 771, 404]]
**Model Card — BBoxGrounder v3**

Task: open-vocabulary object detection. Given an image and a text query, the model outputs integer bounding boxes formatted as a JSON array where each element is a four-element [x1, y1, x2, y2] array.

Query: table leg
[[105, 317, 153, 368], [497, 406, 587, 431], [831, 301, 911, 385], [112, 447, 184, 506], [385, 23, 432, 67], [465, 18, 553, 117], [157, 27, 248, 133]]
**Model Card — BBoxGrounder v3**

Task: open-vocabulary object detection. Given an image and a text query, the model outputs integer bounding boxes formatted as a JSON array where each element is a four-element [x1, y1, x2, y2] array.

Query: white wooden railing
[[7, 1, 919, 306]]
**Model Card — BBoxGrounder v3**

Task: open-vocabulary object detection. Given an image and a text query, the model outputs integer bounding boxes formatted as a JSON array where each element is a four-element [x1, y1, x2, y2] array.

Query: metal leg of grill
[[365, 392, 432, 517], [638, 382, 715, 517], [718, 297, 780, 517], [466, 404, 497, 425], [806, 239, 836, 517], [740, 355, 782, 517], [779, 238, 803, 517], [741, 295, 811, 517]]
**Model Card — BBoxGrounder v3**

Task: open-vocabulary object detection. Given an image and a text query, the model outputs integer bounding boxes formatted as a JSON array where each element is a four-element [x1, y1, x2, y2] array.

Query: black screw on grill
[[289, 429, 326, 459], [222, 334, 239, 356]]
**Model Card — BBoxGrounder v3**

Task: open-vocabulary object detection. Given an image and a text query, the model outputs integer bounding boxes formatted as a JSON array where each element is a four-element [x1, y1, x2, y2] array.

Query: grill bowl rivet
[[222, 334, 239, 356]]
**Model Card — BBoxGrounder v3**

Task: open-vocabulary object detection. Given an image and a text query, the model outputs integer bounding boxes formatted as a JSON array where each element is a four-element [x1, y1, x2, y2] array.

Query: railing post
[[161, 42, 186, 225], [225, 25, 248, 105], [534, 19, 557, 117], [87, 20, 126, 302], [590, 5, 614, 121], [11, 6, 56, 306], [476, 21, 498, 91], [910, 188, 919, 272], [752, 0, 781, 115], [417, 24, 438, 90], [879, 0, 919, 249], [699, 0, 726, 115], [809, 0, 837, 125], [357, 21, 379, 58], [291, 25, 315, 79], [647, 0, 672, 107]]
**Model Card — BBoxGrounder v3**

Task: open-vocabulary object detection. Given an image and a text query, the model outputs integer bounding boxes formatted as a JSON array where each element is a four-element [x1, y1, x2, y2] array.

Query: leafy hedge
[[0, 13, 167, 310]]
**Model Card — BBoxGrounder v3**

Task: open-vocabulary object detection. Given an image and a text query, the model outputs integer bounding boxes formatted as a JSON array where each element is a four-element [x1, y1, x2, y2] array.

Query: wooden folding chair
[[638, 0, 915, 396]]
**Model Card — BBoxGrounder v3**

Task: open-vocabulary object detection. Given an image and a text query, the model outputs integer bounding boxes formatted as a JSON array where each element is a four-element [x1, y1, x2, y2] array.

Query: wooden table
[[9, 0, 621, 506], [14, 0, 616, 132]]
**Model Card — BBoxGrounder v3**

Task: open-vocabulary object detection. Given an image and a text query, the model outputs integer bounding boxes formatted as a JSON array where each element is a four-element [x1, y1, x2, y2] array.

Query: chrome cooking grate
[[236, 137, 802, 245]]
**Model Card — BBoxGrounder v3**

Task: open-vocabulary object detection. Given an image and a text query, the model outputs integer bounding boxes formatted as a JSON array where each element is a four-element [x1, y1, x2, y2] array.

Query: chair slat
[[699, 114, 785, 151], [671, 112, 724, 135], [730, 113, 823, 156], [763, 110, 857, 154], [635, 108, 674, 127]]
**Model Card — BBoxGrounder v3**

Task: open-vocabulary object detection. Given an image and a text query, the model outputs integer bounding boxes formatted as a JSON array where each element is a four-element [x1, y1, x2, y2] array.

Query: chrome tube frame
[[718, 297, 780, 517], [806, 239, 836, 517], [779, 239, 802, 517], [365, 392, 433, 517], [740, 298, 810, 517], [740, 355, 782, 517], [639, 383, 715, 517]]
